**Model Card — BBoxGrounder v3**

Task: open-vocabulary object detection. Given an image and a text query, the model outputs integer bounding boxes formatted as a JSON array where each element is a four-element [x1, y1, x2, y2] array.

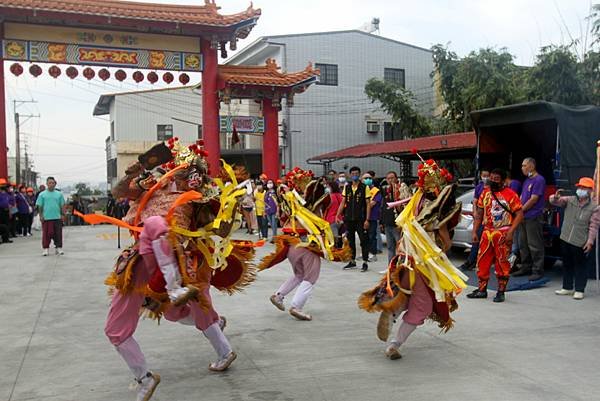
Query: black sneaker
[[459, 261, 475, 271], [493, 292, 505, 303], [343, 261, 357, 270], [528, 273, 544, 281], [511, 267, 531, 277], [361, 263, 368, 272], [466, 289, 488, 299]]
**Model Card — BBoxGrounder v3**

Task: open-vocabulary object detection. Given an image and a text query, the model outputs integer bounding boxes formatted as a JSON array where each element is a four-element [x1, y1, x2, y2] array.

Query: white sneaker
[[135, 372, 160, 401], [56, 248, 64, 255], [508, 253, 517, 267], [42, 248, 49, 256], [378, 270, 388, 274], [168, 286, 199, 307], [385, 342, 402, 360], [555, 289, 574, 296], [368, 254, 378, 262], [573, 291, 584, 300], [208, 351, 237, 372]]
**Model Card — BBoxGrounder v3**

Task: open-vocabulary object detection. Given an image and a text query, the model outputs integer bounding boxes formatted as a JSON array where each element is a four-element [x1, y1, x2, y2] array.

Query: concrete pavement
[[1, 225, 599, 401]]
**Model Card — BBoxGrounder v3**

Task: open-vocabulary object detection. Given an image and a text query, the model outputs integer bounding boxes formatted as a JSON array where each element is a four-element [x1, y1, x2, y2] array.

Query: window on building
[[107, 159, 117, 180], [110, 121, 115, 141], [384, 122, 403, 142], [315, 63, 338, 86], [384, 68, 405, 88], [157, 124, 173, 141]]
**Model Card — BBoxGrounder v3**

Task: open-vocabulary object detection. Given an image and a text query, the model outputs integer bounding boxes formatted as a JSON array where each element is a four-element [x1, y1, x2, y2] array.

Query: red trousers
[[42, 219, 62, 248], [476, 228, 511, 292]]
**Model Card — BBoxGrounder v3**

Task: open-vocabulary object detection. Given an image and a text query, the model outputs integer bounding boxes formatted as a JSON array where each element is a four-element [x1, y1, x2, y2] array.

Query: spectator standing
[[36, 176, 66, 256], [265, 179, 279, 239], [16, 185, 33, 236], [336, 166, 371, 272], [240, 186, 256, 234], [7, 183, 17, 237], [0, 179, 13, 243], [70, 194, 85, 225], [106, 193, 117, 218], [467, 169, 523, 303], [324, 181, 344, 248], [25, 187, 36, 235], [363, 172, 382, 262], [550, 177, 600, 300], [459, 169, 490, 270], [327, 169, 338, 184], [381, 171, 403, 265], [255, 183, 267, 239], [512, 158, 546, 280], [506, 173, 522, 264]]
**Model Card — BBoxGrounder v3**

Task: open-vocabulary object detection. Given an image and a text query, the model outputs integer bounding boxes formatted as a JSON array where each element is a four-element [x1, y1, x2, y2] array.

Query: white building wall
[[232, 31, 435, 177], [114, 88, 202, 143]]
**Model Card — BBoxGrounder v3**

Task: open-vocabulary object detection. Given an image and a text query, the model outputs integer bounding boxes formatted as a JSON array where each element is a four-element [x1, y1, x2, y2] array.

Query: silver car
[[452, 189, 475, 249]]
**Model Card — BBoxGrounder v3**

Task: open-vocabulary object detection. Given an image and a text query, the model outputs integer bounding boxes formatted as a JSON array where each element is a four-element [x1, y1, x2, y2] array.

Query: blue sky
[[3, 0, 594, 184]]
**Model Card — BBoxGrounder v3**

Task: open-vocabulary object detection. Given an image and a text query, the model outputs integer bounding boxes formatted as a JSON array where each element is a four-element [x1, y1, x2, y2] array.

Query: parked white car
[[452, 189, 475, 249]]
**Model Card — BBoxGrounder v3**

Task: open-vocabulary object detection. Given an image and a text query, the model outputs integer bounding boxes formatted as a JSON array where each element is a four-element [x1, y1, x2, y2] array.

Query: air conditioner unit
[[366, 121, 380, 134]]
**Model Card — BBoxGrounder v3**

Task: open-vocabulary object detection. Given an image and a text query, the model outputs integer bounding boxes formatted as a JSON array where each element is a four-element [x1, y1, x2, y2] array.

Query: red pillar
[[262, 98, 279, 180], [0, 23, 7, 179], [201, 39, 220, 176]]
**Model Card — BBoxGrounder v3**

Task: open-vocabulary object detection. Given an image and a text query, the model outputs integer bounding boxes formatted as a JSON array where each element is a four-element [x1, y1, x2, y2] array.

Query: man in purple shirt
[[512, 157, 546, 280]]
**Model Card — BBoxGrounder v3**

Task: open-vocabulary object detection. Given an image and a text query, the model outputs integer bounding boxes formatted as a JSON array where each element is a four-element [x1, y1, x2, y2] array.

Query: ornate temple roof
[[218, 59, 319, 88], [0, 0, 260, 29]]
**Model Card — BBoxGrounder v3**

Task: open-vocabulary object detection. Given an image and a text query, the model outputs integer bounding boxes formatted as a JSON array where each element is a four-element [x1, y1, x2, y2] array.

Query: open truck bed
[[471, 101, 600, 266]]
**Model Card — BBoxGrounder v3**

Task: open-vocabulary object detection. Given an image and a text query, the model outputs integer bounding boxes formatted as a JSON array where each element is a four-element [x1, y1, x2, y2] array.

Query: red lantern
[[10, 63, 23, 77], [29, 64, 42, 78], [98, 68, 110, 81], [147, 71, 158, 84], [83, 67, 95, 80], [163, 72, 174, 84], [115, 69, 127, 82], [66, 66, 78, 79], [133, 71, 144, 83], [179, 73, 190, 85], [48, 65, 61, 79]]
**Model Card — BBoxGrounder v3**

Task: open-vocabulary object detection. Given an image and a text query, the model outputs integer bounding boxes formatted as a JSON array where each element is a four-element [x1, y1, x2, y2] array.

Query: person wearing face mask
[[467, 169, 523, 303], [7, 182, 18, 238], [512, 157, 546, 281], [337, 172, 347, 187], [550, 177, 600, 300], [363, 173, 382, 262], [265, 180, 279, 239], [324, 181, 344, 248], [459, 169, 490, 271], [254, 183, 267, 239], [336, 166, 371, 272]]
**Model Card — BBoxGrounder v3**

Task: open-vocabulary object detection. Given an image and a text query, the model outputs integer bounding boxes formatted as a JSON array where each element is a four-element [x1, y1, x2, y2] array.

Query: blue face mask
[[351, 175, 360, 182], [364, 178, 373, 186]]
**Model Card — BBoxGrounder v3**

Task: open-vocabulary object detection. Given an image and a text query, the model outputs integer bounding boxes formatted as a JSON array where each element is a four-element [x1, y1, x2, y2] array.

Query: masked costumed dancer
[[259, 168, 351, 321], [78, 139, 257, 401], [358, 156, 468, 360]]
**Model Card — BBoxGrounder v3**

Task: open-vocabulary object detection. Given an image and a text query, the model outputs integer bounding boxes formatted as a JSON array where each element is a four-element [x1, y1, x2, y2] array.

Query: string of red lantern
[[9, 63, 193, 86]]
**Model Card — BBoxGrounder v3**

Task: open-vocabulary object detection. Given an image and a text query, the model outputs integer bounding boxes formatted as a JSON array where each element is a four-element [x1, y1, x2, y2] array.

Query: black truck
[[471, 101, 600, 265]]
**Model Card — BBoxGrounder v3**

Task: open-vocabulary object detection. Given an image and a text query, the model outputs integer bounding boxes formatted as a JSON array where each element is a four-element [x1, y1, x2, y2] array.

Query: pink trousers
[[104, 219, 219, 346], [397, 270, 433, 326]]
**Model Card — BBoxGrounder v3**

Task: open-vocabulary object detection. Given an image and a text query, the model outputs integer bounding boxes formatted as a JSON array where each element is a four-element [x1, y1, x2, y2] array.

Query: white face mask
[[267, 183, 274, 189], [338, 177, 346, 184], [576, 188, 590, 198], [324, 187, 331, 194]]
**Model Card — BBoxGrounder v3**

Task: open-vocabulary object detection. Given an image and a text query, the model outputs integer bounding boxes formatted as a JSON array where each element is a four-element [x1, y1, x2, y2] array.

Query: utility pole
[[13, 100, 38, 184]]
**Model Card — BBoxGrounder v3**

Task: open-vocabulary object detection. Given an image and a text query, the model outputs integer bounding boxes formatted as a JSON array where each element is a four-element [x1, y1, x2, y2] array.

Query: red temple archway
[[0, 0, 261, 178]]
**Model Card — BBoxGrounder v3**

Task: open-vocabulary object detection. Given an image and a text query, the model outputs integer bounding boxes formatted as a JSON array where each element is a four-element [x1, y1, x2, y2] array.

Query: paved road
[[1, 225, 599, 401]]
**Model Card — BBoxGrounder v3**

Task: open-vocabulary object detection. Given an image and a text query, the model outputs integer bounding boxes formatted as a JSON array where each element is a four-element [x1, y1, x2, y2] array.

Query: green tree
[[432, 45, 526, 130], [364, 78, 432, 138], [74, 182, 92, 196], [526, 45, 588, 105]]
